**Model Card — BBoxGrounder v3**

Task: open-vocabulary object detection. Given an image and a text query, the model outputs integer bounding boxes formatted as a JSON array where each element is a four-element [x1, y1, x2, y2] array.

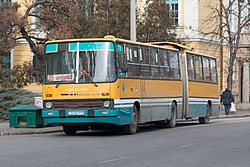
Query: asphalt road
[[0, 117, 250, 167]]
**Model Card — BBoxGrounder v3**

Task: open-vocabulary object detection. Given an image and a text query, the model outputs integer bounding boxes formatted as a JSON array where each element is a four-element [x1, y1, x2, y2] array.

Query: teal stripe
[[116, 43, 124, 53], [69, 42, 114, 51], [45, 44, 58, 53]]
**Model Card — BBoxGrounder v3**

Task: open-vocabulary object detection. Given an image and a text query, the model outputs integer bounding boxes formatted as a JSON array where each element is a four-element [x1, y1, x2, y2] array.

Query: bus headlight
[[103, 100, 111, 108], [45, 102, 53, 109]]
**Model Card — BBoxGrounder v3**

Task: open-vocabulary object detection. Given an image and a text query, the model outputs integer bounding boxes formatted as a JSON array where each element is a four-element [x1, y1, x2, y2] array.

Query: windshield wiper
[[90, 78, 98, 87]]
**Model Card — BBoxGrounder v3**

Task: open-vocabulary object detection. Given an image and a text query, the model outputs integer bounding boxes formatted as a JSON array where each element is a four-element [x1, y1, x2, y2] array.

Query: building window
[[166, 0, 178, 25], [0, 0, 12, 6], [1, 52, 11, 73]]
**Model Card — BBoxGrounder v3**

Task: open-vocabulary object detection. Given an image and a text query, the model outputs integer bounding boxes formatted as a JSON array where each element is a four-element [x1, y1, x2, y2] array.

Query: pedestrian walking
[[220, 88, 234, 115]]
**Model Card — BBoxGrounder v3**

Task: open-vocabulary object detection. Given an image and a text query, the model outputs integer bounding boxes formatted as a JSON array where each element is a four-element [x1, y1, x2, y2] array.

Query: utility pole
[[219, 0, 223, 92], [130, 0, 136, 41]]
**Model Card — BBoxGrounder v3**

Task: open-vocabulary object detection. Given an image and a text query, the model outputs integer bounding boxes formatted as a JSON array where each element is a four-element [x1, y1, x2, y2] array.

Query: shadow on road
[[53, 120, 216, 137]]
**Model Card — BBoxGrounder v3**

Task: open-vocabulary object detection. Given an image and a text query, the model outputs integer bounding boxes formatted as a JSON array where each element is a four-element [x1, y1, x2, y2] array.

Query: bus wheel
[[199, 105, 211, 124], [167, 103, 177, 128], [123, 105, 138, 135], [63, 126, 77, 135]]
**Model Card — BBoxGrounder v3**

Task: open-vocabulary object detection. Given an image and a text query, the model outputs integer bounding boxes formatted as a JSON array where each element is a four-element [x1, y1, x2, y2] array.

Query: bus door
[[180, 49, 189, 118], [139, 73, 152, 123]]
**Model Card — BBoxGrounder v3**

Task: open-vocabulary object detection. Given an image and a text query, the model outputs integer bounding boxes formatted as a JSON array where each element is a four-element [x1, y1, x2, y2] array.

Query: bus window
[[194, 55, 203, 81], [126, 47, 130, 61], [141, 47, 149, 64], [150, 48, 158, 65], [150, 48, 160, 78], [169, 51, 180, 79], [139, 48, 143, 62], [202, 57, 211, 82], [128, 46, 140, 77], [159, 49, 171, 79], [186, 54, 195, 80], [78, 50, 116, 82], [210, 58, 218, 82], [141, 47, 150, 78]]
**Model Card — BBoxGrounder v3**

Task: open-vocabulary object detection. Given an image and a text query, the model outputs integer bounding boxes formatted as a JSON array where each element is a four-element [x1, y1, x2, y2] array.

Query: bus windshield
[[44, 42, 117, 83]]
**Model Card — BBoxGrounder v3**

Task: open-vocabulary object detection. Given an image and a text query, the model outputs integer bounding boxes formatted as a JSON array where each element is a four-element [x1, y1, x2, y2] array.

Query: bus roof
[[45, 37, 217, 59], [147, 41, 217, 59], [45, 38, 114, 44], [45, 36, 179, 52], [146, 41, 189, 50], [185, 50, 217, 59]]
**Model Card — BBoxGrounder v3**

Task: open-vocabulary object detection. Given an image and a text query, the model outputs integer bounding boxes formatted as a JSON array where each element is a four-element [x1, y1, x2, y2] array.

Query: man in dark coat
[[220, 88, 234, 115]]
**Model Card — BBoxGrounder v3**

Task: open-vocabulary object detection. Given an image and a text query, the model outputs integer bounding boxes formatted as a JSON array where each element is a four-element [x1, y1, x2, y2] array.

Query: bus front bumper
[[42, 108, 132, 126]]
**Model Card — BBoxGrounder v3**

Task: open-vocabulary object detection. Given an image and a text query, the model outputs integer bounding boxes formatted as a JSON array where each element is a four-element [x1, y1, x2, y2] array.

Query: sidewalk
[[1, 110, 250, 136], [0, 121, 63, 136], [217, 109, 250, 119]]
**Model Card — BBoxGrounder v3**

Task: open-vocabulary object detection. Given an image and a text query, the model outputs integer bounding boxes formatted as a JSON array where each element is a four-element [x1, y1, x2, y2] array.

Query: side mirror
[[123, 63, 128, 73], [118, 60, 128, 77]]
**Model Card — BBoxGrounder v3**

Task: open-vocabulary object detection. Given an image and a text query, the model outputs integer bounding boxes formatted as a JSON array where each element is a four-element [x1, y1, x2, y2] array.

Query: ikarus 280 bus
[[41, 36, 220, 135]]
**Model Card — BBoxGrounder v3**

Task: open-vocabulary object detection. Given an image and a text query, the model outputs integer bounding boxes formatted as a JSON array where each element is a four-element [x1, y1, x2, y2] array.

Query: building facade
[[1, 0, 33, 70], [171, 0, 249, 104]]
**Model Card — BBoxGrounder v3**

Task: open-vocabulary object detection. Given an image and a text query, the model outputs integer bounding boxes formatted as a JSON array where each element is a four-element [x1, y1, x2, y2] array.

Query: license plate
[[68, 111, 85, 116]]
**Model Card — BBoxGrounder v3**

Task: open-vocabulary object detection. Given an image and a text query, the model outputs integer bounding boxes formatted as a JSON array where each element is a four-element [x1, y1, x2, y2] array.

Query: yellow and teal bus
[[42, 36, 220, 135]]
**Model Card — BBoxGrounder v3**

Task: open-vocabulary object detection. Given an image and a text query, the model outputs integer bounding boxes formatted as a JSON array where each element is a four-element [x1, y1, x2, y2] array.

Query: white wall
[[179, 0, 199, 38]]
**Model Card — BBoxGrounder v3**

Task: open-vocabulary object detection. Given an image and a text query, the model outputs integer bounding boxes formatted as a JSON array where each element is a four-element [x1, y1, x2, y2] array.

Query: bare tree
[[0, 0, 93, 55], [0, 2, 19, 55], [0, 0, 83, 82], [200, 0, 250, 91]]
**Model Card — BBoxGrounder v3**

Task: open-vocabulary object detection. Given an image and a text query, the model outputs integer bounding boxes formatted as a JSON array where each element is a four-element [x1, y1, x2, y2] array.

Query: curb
[[215, 113, 250, 119], [0, 129, 63, 136], [0, 130, 63, 136]]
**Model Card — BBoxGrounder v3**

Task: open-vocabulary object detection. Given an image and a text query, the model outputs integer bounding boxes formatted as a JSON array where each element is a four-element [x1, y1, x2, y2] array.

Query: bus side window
[[169, 51, 180, 79], [150, 48, 160, 78], [202, 57, 211, 82], [194, 55, 203, 81], [128, 46, 140, 77], [159, 49, 169, 79], [140, 47, 150, 78], [187, 53, 195, 80], [210, 59, 218, 82]]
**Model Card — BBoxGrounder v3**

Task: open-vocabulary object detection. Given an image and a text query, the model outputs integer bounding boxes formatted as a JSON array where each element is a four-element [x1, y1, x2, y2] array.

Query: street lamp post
[[130, 0, 136, 41]]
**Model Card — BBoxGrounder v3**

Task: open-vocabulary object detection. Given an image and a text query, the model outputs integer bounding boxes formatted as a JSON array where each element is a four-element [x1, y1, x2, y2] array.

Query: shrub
[[0, 61, 33, 88], [0, 88, 39, 120]]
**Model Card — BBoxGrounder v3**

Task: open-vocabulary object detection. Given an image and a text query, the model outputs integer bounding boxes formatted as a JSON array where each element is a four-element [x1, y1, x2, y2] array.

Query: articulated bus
[[42, 35, 220, 135]]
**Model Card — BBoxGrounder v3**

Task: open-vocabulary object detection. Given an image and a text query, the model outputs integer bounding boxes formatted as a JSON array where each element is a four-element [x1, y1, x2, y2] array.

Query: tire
[[167, 102, 177, 128], [63, 126, 77, 135], [123, 105, 138, 135], [199, 105, 211, 124]]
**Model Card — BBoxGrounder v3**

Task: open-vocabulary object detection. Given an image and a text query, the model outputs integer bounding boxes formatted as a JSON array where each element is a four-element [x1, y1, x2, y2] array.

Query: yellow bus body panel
[[43, 83, 111, 100], [188, 81, 219, 98], [118, 79, 182, 98]]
